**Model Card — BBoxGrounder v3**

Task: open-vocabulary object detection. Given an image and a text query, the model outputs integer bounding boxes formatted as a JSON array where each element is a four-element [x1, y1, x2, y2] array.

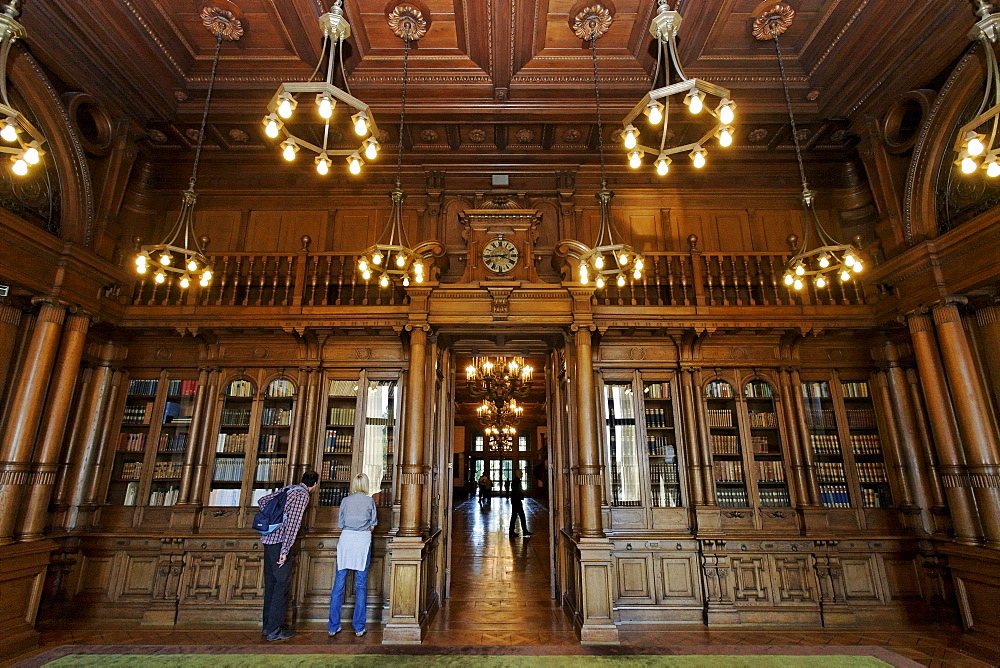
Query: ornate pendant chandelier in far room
[[261, 0, 380, 176], [466, 357, 533, 404], [134, 8, 242, 289], [0, 1, 45, 177], [357, 5, 429, 289], [754, 4, 863, 291], [620, 0, 735, 176], [572, 5, 644, 290], [479, 398, 523, 452], [954, 0, 1000, 178]]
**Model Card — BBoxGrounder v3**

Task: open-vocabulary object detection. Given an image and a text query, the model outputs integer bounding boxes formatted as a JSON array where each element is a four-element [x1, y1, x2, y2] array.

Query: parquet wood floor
[[10, 498, 995, 667]]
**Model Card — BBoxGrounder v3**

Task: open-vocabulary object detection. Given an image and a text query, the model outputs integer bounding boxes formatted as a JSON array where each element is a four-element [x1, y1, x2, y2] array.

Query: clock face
[[482, 237, 519, 274]]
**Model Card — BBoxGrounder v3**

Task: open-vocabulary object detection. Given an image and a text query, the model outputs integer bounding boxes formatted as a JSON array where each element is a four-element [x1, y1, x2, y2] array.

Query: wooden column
[[679, 368, 704, 506], [398, 324, 429, 538], [908, 312, 982, 544], [83, 368, 126, 508], [188, 368, 220, 503], [778, 368, 812, 506], [976, 302, 1000, 415], [178, 367, 210, 505], [690, 369, 716, 505], [871, 369, 924, 529], [790, 368, 821, 505], [0, 301, 22, 411], [0, 302, 65, 545], [933, 302, 1000, 547], [17, 312, 90, 541], [572, 325, 603, 537], [905, 368, 948, 511]]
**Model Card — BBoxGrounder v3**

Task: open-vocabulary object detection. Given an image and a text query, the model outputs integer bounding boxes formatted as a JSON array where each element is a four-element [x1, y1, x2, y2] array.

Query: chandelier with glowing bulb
[[466, 357, 534, 405], [262, 1, 381, 176], [751, 4, 863, 292], [358, 6, 430, 289], [955, 0, 1000, 178], [571, 5, 644, 290], [620, 0, 735, 176], [134, 8, 242, 290], [0, 1, 45, 178]]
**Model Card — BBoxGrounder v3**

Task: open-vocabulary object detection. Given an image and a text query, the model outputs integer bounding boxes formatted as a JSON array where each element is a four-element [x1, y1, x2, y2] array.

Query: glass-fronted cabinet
[[253, 378, 295, 503], [107, 377, 160, 506], [802, 380, 850, 508], [361, 378, 397, 508], [706, 380, 748, 508], [603, 380, 641, 507], [150, 375, 198, 506], [321, 377, 360, 507], [841, 380, 892, 509], [642, 380, 681, 508], [209, 379, 253, 506], [743, 379, 790, 508]]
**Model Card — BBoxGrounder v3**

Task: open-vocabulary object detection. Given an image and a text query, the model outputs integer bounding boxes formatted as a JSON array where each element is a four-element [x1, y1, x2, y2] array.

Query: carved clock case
[[458, 197, 542, 284]]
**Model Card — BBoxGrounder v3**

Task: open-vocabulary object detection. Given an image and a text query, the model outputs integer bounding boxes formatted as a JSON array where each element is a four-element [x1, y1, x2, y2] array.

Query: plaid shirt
[[258, 484, 310, 557]]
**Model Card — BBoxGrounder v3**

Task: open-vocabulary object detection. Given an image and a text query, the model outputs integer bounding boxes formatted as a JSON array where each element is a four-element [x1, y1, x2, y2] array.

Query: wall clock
[[482, 236, 519, 274]]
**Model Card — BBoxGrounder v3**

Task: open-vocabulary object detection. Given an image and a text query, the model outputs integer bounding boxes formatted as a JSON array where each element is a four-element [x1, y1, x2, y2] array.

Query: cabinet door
[[107, 377, 161, 506], [208, 378, 255, 507], [801, 379, 851, 508], [149, 373, 200, 506], [320, 375, 362, 507], [705, 380, 748, 508], [603, 380, 642, 507], [359, 377, 398, 507], [640, 379, 682, 508], [839, 379, 892, 509], [742, 379, 791, 508]]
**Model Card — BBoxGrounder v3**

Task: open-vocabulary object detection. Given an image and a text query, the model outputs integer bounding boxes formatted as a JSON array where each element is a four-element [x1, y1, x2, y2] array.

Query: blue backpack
[[252, 486, 291, 535]]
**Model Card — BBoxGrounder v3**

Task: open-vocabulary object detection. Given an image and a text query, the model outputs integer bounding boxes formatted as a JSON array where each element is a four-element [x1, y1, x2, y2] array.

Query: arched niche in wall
[[2, 44, 94, 246]]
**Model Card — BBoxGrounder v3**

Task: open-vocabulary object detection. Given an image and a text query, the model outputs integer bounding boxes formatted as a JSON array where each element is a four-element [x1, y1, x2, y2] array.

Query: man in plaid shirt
[[259, 470, 319, 642]]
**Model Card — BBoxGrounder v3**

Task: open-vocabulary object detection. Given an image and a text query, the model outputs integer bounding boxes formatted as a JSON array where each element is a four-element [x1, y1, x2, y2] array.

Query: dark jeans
[[509, 499, 527, 534], [262, 542, 292, 636]]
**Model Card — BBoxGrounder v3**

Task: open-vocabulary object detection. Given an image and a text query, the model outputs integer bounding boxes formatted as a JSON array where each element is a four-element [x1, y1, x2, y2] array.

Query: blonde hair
[[351, 473, 370, 495]]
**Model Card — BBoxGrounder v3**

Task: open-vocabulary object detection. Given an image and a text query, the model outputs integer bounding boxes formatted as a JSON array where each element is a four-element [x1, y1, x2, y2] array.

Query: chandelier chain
[[0, 30, 13, 107], [773, 34, 808, 198], [189, 33, 223, 191], [589, 35, 607, 186], [396, 36, 410, 190]]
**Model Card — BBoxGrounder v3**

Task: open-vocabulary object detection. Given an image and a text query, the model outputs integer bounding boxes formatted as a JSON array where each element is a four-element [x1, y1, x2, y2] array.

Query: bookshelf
[[107, 377, 159, 506], [642, 380, 681, 508], [604, 381, 641, 507], [802, 380, 850, 508], [841, 380, 892, 509], [320, 377, 360, 507], [361, 378, 397, 508], [151, 375, 198, 506], [706, 380, 748, 508], [208, 379, 254, 507], [743, 379, 791, 508], [252, 378, 295, 502]]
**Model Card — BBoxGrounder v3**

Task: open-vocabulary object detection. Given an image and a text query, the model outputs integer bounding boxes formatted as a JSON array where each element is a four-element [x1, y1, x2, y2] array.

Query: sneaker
[[328, 627, 341, 637], [523, 531, 533, 536], [509, 532, 518, 537], [355, 628, 367, 637], [266, 628, 296, 642]]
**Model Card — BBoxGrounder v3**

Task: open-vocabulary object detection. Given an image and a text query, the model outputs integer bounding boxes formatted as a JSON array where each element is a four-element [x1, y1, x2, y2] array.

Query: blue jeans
[[328, 547, 371, 633]]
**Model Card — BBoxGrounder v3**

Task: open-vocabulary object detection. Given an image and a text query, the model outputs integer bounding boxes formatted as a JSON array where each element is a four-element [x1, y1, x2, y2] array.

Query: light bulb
[[282, 143, 297, 161], [687, 91, 704, 114], [354, 113, 368, 136], [318, 95, 333, 119], [968, 135, 985, 157], [815, 275, 826, 288], [647, 103, 662, 125], [396, 253, 406, 267], [633, 268, 641, 279], [316, 155, 331, 175], [962, 156, 978, 174], [623, 126, 637, 149], [413, 261, 424, 274], [634, 258, 643, 271], [362, 269, 371, 280], [718, 128, 732, 147], [264, 117, 280, 138], [277, 95, 295, 119], [619, 252, 629, 265], [629, 151, 642, 169], [692, 149, 706, 169], [379, 274, 389, 288], [135, 255, 146, 267], [159, 252, 172, 266], [415, 273, 424, 283], [840, 270, 851, 281], [136, 264, 147, 274], [348, 155, 361, 175], [794, 263, 805, 276], [11, 158, 27, 176], [359, 259, 368, 272], [656, 157, 669, 175], [594, 254, 604, 269], [179, 275, 190, 289], [154, 271, 166, 284], [579, 267, 589, 284], [202, 270, 212, 282], [23, 145, 40, 164], [200, 276, 210, 287], [365, 140, 378, 160], [0, 120, 17, 142], [783, 273, 794, 286], [595, 276, 605, 289], [844, 253, 855, 267], [403, 276, 410, 286], [988, 160, 1000, 178], [818, 254, 830, 268], [617, 274, 626, 287], [187, 259, 198, 271], [718, 101, 735, 125], [793, 278, 803, 290], [372, 252, 383, 265], [853, 261, 863, 273]]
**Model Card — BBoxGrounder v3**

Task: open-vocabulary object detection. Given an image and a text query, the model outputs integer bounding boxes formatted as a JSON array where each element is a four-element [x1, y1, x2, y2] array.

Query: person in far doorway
[[508, 468, 531, 537], [328, 473, 377, 638], [477, 473, 492, 507]]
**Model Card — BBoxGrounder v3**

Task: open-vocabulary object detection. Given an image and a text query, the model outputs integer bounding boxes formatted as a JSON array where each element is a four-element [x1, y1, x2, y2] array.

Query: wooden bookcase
[[705, 379, 749, 508], [641, 378, 681, 508], [840, 379, 892, 509], [742, 379, 791, 508], [602, 379, 642, 508], [107, 377, 160, 506], [208, 378, 254, 507]]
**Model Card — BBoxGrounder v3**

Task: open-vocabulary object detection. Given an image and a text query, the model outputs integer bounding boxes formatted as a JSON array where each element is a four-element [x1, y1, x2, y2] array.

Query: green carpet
[[43, 655, 891, 667]]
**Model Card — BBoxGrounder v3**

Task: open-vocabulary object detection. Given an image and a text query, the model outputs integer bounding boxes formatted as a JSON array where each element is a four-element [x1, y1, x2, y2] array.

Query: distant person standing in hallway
[[508, 468, 531, 537], [328, 473, 377, 638], [478, 472, 492, 507]]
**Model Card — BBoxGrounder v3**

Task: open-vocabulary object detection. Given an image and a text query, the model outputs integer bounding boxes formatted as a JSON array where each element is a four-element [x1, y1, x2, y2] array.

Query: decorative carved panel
[[183, 553, 227, 602], [841, 557, 883, 603], [772, 555, 816, 604], [657, 555, 699, 603], [615, 556, 653, 601], [118, 554, 158, 600], [731, 556, 769, 603], [228, 553, 264, 601], [883, 558, 922, 600]]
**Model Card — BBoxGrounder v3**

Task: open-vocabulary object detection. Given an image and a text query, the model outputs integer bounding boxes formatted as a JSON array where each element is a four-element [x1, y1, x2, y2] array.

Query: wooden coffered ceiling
[[19, 1, 979, 166]]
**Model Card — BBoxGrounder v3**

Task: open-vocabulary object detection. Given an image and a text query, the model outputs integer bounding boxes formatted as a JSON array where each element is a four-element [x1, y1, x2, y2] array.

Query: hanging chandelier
[[572, 4, 644, 290], [0, 1, 45, 177], [357, 6, 429, 289], [752, 4, 863, 291], [955, 0, 1000, 177], [134, 8, 242, 289], [466, 357, 533, 404], [262, 1, 380, 176], [480, 399, 521, 452], [620, 0, 735, 176]]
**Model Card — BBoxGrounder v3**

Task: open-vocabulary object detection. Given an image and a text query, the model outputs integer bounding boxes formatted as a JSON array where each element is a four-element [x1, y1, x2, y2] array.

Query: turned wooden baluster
[[641, 268, 649, 306], [306, 256, 317, 306], [256, 256, 268, 306], [215, 257, 228, 306], [713, 256, 725, 306], [351, 256, 361, 306], [766, 256, 780, 305], [679, 255, 689, 306], [742, 256, 754, 306], [133, 277, 145, 306], [161, 275, 174, 306], [652, 257, 663, 305], [283, 255, 293, 306], [333, 256, 344, 306], [731, 257, 742, 306], [753, 255, 764, 306]]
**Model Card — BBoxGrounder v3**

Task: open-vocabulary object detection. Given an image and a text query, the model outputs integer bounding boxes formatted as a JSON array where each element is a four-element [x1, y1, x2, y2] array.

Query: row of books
[[329, 406, 357, 426], [267, 379, 295, 398], [261, 407, 292, 426], [759, 488, 791, 507], [226, 379, 254, 397], [157, 432, 187, 452], [647, 437, 676, 458], [850, 433, 883, 454], [321, 460, 353, 482], [324, 429, 354, 453], [748, 411, 777, 428], [328, 379, 357, 397], [650, 462, 680, 484], [745, 381, 774, 398], [711, 434, 740, 454], [860, 487, 888, 508], [841, 381, 870, 398], [651, 479, 682, 508], [810, 434, 842, 453], [807, 410, 837, 429], [714, 460, 745, 483], [750, 435, 776, 454], [846, 409, 877, 430], [122, 402, 154, 425], [318, 487, 351, 506], [258, 433, 287, 454], [857, 462, 888, 483], [217, 432, 249, 453], [122, 481, 140, 505], [255, 458, 288, 483], [816, 461, 847, 483], [128, 379, 159, 396], [118, 433, 146, 452], [119, 461, 142, 480], [755, 460, 786, 482], [152, 461, 182, 479], [706, 409, 733, 428], [213, 457, 245, 482], [802, 382, 831, 399], [207, 488, 242, 506], [168, 379, 199, 397], [644, 407, 673, 428], [706, 381, 735, 398], [149, 485, 180, 506], [819, 484, 851, 508], [717, 488, 749, 508], [644, 382, 672, 399], [220, 408, 252, 427]]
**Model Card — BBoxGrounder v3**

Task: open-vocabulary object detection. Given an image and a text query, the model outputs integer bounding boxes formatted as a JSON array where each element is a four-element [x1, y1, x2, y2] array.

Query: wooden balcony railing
[[129, 249, 877, 309]]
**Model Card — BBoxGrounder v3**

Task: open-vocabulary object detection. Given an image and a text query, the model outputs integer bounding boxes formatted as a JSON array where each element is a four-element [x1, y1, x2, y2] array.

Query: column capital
[[907, 311, 934, 334], [63, 312, 92, 334], [0, 300, 21, 326], [32, 301, 66, 326], [932, 300, 965, 326], [975, 302, 1000, 328]]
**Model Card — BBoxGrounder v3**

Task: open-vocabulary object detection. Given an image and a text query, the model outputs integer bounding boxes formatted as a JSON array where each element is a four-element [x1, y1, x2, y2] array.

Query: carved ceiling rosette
[[200, 6, 244, 41], [570, 3, 613, 41], [387, 4, 429, 41], [751, 2, 795, 41]]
